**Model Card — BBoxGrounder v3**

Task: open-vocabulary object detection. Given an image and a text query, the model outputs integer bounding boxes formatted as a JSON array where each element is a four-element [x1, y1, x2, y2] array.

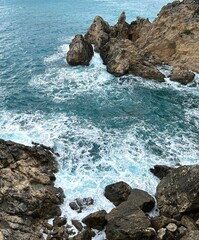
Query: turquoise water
[[1, 0, 199, 234]]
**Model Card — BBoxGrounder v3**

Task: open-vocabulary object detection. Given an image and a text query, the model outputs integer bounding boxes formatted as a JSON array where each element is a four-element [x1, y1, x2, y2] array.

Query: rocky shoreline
[[67, 0, 199, 85], [1, 139, 199, 240]]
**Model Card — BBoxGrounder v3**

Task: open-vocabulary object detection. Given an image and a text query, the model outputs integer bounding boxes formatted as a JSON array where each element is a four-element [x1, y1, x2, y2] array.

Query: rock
[[0, 139, 64, 240], [104, 181, 132, 206], [128, 189, 155, 212], [69, 197, 94, 213], [71, 219, 83, 231], [82, 210, 107, 230], [178, 226, 187, 238], [166, 223, 178, 232], [151, 216, 177, 231], [101, 39, 165, 80], [181, 216, 198, 231], [157, 228, 167, 240], [67, 35, 93, 66], [156, 165, 199, 217], [150, 165, 174, 180], [170, 66, 195, 85], [180, 230, 199, 240], [105, 200, 156, 240], [72, 229, 94, 240], [85, 16, 110, 52], [53, 217, 67, 227]]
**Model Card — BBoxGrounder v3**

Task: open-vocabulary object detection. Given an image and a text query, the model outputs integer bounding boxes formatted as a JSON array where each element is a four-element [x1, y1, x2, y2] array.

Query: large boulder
[[156, 165, 199, 217], [82, 210, 107, 230], [105, 200, 156, 240], [85, 16, 110, 52], [170, 66, 195, 85], [67, 34, 93, 66]]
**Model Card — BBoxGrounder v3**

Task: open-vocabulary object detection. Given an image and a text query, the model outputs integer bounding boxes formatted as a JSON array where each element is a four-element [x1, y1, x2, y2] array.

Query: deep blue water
[[0, 0, 199, 232]]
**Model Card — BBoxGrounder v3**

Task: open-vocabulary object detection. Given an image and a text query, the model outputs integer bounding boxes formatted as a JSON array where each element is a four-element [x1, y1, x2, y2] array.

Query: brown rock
[[105, 201, 156, 240], [104, 181, 132, 206], [128, 189, 155, 212], [71, 219, 83, 231], [180, 230, 199, 240], [151, 216, 177, 231], [181, 216, 198, 231], [150, 165, 174, 180], [67, 35, 93, 66], [170, 66, 195, 85], [82, 210, 107, 230]]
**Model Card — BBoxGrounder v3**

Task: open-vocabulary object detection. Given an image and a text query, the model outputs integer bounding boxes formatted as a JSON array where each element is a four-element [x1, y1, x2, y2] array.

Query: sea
[[0, 0, 199, 238]]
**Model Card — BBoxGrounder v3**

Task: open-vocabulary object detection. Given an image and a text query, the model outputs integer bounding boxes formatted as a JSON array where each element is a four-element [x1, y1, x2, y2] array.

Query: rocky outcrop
[[0, 139, 64, 240], [67, 35, 93, 66], [67, 1, 199, 84], [82, 210, 107, 230], [150, 165, 174, 179], [156, 165, 199, 217]]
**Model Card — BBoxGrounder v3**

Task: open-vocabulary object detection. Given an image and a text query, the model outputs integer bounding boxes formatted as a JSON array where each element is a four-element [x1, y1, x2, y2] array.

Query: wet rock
[[82, 210, 107, 230], [69, 197, 94, 213], [105, 200, 156, 240], [67, 35, 93, 66], [128, 188, 155, 212], [85, 16, 110, 52], [0, 139, 64, 240], [71, 219, 83, 232], [170, 66, 195, 85], [53, 217, 67, 227], [150, 165, 174, 180], [104, 181, 132, 206], [72, 229, 94, 240], [157, 165, 199, 217]]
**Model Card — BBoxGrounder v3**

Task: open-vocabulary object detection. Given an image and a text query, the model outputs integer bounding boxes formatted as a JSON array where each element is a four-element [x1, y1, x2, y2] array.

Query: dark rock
[[105, 200, 156, 240], [0, 139, 64, 240], [157, 165, 199, 217], [104, 181, 132, 206], [151, 216, 178, 231], [69, 197, 94, 213], [53, 216, 67, 227], [180, 230, 199, 240], [150, 165, 174, 180], [71, 219, 83, 231], [181, 216, 198, 231], [67, 35, 93, 66], [82, 210, 107, 230], [170, 66, 195, 85], [72, 229, 93, 240], [157, 228, 167, 240], [85, 16, 110, 52], [128, 188, 155, 212]]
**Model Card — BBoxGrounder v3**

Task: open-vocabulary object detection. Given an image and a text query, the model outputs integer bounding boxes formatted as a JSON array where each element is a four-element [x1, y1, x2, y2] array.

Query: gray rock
[[157, 165, 199, 217], [166, 223, 177, 232], [180, 230, 199, 240]]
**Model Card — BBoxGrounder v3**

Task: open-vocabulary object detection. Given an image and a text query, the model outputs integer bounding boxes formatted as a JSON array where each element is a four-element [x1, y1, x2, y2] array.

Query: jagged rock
[[82, 210, 107, 230], [71, 219, 83, 231], [170, 66, 195, 85], [53, 217, 67, 227], [104, 181, 132, 206], [85, 16, 110, 52], [67, 35, 93, 66], [128, 189, 155, 212], [156, 165, 199, 217], [0, 139, 64, 240], [150, 165, 174, 180], [100, 39, 165, 80], [72, 229, 94, 240], [105, 200, 156, 240]]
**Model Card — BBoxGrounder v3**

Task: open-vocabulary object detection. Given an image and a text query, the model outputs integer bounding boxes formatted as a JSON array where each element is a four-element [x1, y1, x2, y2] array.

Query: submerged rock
[[66, 34, 93, 66], [0, 139, 64, 240]]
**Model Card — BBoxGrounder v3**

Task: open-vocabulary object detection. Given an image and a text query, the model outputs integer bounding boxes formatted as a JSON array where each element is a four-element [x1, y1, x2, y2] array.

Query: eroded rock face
[[0, 139, 64, 240], [156, 165, 199, 217], [67, 34, 93, 66]]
